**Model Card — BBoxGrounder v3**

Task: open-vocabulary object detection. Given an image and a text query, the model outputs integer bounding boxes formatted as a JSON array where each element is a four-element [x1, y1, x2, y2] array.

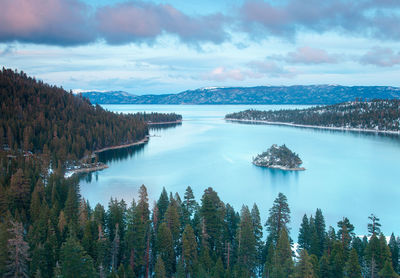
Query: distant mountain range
[[79, 85, 400, 105]]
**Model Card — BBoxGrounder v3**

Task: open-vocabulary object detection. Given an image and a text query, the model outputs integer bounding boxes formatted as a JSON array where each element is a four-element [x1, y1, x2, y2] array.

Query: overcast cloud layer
[[1, 0, 400, 93], [2, 0, 400, 45]]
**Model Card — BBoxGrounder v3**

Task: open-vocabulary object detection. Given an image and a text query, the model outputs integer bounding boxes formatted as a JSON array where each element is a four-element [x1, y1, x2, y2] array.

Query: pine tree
[[389, 234, 399, 273], [236, 205, 257, 276], [6, 221, 30, 278], [345, 248, 362, 278], [365, 234, 380, 278], [337, 217, 355, 251], [298, 214, 311, 251], [157, 187, 169, 222], [182, 186, 197, 225], [200, 187, 224, 256], [156, 223, 175, 277], [212, 257, 225, 278], [154, 256, 166, 278], [378, 260, 399, 278], [164, 201, 180, 250], [130, 185, 150, 277], [314, 209, 326, 257], [368, 214, 381, 237], [271, 228, 293, 278], [295, 249, 315, 278], [265, 193, 291, 245], [0, 221, 9, 276], [251, 203, 263, 275], [182, 224, 197, 277], [60, 236, 96, 278], [319, 253, 330, 278], [330, 241, 345, 278]]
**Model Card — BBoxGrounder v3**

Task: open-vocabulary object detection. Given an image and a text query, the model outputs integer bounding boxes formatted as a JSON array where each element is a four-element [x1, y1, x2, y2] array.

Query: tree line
[[0, 68, 180, 169], [225, 99, 400, 131], [0, 154, 399, 278]]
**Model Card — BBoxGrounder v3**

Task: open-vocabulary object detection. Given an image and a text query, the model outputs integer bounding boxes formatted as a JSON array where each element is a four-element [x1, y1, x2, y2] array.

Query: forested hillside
[[1, 69, 399, 278], [226, 99, 400, 132], [1, 170, 399, 278], [0, 68, 180, 167]]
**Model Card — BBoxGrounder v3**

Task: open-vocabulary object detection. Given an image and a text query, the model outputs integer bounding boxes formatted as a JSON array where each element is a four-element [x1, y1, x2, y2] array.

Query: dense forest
[[0, 68, 181, 168], [225, 99, 400, 132], [1, 158, 399, 278], [1, 68, 400, 278]]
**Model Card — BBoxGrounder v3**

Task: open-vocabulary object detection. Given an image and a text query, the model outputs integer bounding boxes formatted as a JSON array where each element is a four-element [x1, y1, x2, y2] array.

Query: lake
[[80, 105, 400, 238]]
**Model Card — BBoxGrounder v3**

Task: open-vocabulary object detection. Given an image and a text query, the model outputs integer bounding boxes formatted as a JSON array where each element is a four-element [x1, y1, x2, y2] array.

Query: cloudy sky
[[1, 0, 400, 94]]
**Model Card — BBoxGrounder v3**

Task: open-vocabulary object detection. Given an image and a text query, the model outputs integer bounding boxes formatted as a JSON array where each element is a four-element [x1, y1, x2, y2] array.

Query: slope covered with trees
[[1, 169, 399, 278], [0, 68, 181, 168], [226, 99, 400, 132]]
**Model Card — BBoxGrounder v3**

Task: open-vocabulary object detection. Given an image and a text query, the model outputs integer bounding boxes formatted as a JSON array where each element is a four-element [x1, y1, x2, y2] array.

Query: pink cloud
[[360, 47, 400, 67], [285, 47, 337, 64], [202, 67, 248, 82], [96, 2, 228, 44], [0, 0, 94, 45]]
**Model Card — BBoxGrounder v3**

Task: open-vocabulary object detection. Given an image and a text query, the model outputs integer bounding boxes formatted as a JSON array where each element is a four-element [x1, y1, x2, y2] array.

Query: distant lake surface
[[80, 105, 400, 238]]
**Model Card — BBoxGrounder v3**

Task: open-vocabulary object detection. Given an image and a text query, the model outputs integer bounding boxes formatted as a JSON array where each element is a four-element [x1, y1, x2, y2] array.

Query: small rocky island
[[253, 144, 305, 171]]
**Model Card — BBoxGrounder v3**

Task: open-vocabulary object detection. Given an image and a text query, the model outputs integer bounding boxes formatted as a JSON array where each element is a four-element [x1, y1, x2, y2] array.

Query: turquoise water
[[80, 105, 400, 237]]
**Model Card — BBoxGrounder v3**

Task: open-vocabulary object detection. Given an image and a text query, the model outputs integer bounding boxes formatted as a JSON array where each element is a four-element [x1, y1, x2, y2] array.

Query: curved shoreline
[[94, 136, 149, 154], [147, 120, 182, 125], [226, 119, 400, 135]]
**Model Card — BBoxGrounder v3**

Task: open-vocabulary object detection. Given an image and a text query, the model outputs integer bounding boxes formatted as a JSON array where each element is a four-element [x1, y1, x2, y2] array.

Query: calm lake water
[[80, 105, 400, 238]]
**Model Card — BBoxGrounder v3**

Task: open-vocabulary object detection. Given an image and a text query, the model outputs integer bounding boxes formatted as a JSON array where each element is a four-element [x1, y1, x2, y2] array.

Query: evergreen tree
[[368, 214, 381, 237], [378, 260, 399, 278], [298, 214, 311, 251], [164, 201, 180, 250], [236, 205, 257, 276], [329, 241, 345, 278], [182, 224, 197, 277], [6, 221, 30, 278], [200, 187, 224, 256], [60, 236, 96, 278], [365, 234, 380, 278], [337, 217, 355, 251], [345, 248, 362, 278], [271, 228, 293, 278], [182, 186, 197, 225], [265, 193, 291, 245], [319, 253, 330, 278], [295, 249, 315, 278], [131, 185, 150, 277], [212, 257, 225, 278], [251, 203, 263, 275], [156, 223, 175, 277], [389, 234, 399, 273], [157, 187, 169, 222], [313, 209, 326, 257], [154, 256, 166, 278]]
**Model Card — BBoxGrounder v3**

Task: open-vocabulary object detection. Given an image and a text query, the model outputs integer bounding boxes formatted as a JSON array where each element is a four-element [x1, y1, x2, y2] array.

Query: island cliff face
[[252, 144, 305, 171]]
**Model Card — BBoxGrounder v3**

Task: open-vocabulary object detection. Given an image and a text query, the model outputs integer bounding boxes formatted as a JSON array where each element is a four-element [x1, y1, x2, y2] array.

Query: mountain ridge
[[80, 85, 400, 105]]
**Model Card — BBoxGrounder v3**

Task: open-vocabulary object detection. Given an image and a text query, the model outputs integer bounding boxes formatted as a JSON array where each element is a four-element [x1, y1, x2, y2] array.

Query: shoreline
[[226, 119, 400, 135], [94, 136, 150, 154], [65, 163, 109, 178], [147, 120, 182, 125], [65, 136, 150, 178], [253, 162, 306, 171]]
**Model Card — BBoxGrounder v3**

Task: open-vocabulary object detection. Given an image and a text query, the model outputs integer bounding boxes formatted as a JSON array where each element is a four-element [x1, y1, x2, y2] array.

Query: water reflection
[[228, 120, 400, 145]]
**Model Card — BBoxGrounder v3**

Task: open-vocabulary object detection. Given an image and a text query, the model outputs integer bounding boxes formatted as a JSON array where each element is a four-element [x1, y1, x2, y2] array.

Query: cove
[[80, 105, 400, 238]]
